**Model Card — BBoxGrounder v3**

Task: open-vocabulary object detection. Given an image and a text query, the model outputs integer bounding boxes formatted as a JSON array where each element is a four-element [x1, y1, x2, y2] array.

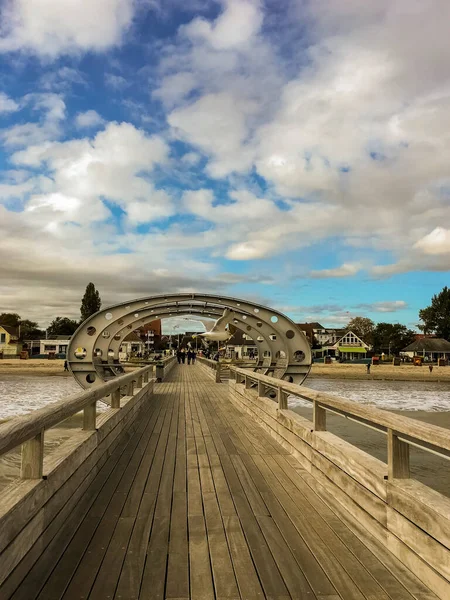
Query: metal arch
[[102, 307, 274, 365], [68, 293, 311, 389], [75, 306, 276, 388]]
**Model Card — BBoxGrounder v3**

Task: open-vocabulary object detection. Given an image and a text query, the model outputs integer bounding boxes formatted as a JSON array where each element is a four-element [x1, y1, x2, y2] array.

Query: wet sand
[[310, 362, 450, 381], [1, 359, 450, 381], [292, 404, 450, 498], [0, 359, 69, 376]]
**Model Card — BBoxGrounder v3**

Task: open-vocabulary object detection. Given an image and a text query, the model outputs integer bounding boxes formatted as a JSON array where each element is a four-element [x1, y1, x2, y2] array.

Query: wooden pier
[[0, 362, 449, 599]]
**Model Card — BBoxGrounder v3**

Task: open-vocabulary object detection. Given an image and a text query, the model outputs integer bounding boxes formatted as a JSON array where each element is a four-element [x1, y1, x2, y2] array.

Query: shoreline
[[2, 359, 450, 382]]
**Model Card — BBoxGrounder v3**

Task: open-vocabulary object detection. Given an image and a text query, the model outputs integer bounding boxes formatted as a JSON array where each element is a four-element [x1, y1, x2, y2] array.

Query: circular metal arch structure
[[67, 293, 312, 389]]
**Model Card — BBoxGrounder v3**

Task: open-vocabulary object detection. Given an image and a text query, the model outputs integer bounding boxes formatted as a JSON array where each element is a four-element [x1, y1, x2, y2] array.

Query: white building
[[39, 337, 71, 356], [313, 330, 371, 361]]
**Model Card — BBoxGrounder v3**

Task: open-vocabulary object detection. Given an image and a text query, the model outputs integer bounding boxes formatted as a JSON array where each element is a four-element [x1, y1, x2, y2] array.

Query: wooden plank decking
[[6, 364, 437, 600]]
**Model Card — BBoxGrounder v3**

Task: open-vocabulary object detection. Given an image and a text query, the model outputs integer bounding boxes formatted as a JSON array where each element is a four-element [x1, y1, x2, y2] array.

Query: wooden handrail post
[[137, 374, 143, 388], [215, 362, 221, 383], [143, 371, 148, 383], [21, 430, 44, 479], [257, 380, 265, 397], [313, 401, 327, 431], [111, 388, 121, 409], [388, 429, 410, 479], [277, 386, 288, 410], [128, 380, 135, 396], [245, 375, 252, 389], [83, 401, 97, 430]]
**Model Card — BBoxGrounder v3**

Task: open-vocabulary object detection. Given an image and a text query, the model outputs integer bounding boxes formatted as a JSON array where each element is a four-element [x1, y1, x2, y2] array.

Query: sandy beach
[[0, 359, 69, 376], [310, 361, 450, 381], [1, 358, 450, 381]]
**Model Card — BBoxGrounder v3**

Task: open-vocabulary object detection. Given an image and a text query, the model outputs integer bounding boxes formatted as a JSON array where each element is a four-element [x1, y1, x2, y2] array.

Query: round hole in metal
[[87, 326, 96, 336], [286, 330, 295, 339]]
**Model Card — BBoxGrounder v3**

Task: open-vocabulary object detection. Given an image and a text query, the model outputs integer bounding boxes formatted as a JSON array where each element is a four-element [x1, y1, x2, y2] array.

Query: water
[[0, 375, 80, 421], [1, 375, 450, 420], [292, 377, 450, 412]]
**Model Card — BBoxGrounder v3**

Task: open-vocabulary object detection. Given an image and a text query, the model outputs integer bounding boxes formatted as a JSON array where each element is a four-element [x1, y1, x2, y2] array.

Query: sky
[[1, 0, 449, 330]]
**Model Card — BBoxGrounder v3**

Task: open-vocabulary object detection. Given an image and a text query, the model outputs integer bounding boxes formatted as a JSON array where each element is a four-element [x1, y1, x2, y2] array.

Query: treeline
[[345, 286, 450, 354]]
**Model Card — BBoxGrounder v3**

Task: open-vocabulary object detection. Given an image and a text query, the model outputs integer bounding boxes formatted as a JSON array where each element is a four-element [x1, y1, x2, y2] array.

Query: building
[[119, 332, 145, 361], [137, 320, 162, 352], [39, 336, 71, 357], [314, 330, 371, 360], [401, 338, 450, 361], [0, 325, 22, 356], [225, 330, 257, 360], [296, 323, 346, 346]]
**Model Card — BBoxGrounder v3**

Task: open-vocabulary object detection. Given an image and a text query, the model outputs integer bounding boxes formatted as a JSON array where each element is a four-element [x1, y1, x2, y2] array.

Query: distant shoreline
[[1, 359, 450, 382], [308, 362, 450, 382]]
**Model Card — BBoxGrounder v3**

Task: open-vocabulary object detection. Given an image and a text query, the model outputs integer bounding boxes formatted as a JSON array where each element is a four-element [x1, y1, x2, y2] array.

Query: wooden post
[[313, 401, 327, 431], [128, 380, 135, 396], [245, 376, 252, 389], [111, 388, 121, 409], [137, 375, 143, 388], [83, 401, 96, 430], [257, 380, 265, 397], [277, 386, 288, 410], [21, 430, 44, 479], [143, 371, 148, 383], [388, 429, 410, 479], [215, 363, 221, 383]]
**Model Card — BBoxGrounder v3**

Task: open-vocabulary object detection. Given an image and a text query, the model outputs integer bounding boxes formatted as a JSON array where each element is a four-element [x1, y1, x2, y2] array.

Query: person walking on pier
[[366, 362, 371, 375], [192, 351, 196, 364], [180, 350, 186, 364]]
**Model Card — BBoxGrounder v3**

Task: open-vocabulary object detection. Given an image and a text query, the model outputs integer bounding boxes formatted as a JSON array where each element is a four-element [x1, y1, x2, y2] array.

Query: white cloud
[[169, 93, 256, 176], [1, 93, 66, 147], [153, 72, 197, 108], [11, 122, 171, 231], [309, 263, 362, 278], [182, 0, 263, 51], [181, 151, 201, 166], [0, 0, 135, 57], [0, 92, 19, 113], [356, 300, 408, 313], [40, 67, 87, 91], [105, 73, 129, 90], [414, 228, 450, 255], [75, 110, 105, 129]]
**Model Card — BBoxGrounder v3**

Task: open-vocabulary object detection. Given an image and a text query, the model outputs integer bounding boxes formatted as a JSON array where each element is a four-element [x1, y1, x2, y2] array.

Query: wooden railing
[[196, 356, 221, 382], [0, 357, 175, 480], [230, 366, 450, 479]]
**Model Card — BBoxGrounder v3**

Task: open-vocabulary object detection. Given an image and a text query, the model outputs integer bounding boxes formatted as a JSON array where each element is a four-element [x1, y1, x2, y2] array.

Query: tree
[[0, 313, 21, 327], [47, 317, 79, 337], [18, 319, 44, 340], [345, 317, 375, 344], [0, 314, 44, 339], [419, 287, 450, 340], [80, 283, 102, 322], [372, 323, 416, 355]]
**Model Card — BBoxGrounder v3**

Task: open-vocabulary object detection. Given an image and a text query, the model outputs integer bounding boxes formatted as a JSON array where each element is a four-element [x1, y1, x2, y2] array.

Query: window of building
[[0, 333, 5, 343], [44, 345, 57, 351]]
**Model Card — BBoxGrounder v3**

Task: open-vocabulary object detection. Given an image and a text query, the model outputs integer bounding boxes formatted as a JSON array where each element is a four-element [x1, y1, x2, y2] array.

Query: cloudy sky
[[0, 0, 449, 328]]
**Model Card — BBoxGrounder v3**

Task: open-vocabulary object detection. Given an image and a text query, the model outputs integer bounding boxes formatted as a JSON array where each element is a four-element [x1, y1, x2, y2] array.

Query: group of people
[[176, 349, 197, 364]]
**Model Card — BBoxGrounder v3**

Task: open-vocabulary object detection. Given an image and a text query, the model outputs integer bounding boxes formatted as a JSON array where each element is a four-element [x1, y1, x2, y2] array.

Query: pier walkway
[[4, 364, 438, 600]]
